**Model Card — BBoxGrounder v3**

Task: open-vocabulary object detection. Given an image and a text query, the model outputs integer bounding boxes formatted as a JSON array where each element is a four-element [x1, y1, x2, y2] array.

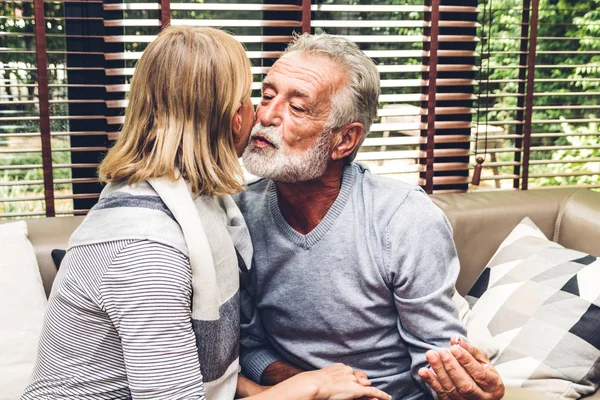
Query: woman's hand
[[301, 364, 391, 400]]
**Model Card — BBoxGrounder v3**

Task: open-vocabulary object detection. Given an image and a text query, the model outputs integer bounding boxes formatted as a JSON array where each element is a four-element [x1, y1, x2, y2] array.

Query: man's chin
[[242, 144, 330, 183], [242, 149, 273, 176]]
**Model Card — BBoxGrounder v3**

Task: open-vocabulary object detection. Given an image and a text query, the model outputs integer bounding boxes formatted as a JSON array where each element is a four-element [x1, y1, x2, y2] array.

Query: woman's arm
[[239, 364, 391, 400], [236, 375, 270, 398], [100, 241, 205, 399]]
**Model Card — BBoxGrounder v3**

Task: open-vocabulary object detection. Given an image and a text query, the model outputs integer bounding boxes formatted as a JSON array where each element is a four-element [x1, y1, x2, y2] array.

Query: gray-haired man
[[234, 34, 505, 400]]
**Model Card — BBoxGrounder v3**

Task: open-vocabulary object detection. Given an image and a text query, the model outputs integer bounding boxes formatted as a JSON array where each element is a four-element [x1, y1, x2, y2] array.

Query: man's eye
[[291, 105, 305, 112], [262, 93, 273, 100]]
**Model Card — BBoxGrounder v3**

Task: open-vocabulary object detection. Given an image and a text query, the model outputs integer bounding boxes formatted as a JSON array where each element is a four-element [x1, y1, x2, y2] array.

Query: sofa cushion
[[467, 217, 600, 399], [0, 221, 47, 399]]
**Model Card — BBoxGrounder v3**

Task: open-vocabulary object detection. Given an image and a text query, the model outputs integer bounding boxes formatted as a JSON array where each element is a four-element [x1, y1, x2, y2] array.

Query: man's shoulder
[[353, 163, 426, 209], [351, 163, 444, 232]]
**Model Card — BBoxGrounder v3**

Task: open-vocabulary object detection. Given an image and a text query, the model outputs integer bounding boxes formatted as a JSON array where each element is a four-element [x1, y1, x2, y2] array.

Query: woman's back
[[23, 182, 244, 399], [24, 238, 201, 399]]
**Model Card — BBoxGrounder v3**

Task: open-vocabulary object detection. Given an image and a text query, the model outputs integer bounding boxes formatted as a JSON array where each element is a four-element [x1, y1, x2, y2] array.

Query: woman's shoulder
[[101, 239, 192, 289]]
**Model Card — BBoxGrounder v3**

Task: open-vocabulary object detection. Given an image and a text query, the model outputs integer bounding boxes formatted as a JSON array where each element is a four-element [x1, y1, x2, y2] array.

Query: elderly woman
[[21, 27, 389, 400]]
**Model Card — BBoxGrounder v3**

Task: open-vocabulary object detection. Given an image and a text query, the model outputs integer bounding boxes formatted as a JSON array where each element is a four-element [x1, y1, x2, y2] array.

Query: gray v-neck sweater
[[235, 163, 466, 400]]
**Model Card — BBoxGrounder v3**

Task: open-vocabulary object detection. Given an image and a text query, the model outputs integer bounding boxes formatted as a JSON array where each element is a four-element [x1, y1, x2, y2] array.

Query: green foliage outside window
[[477, 0, 600, 187]]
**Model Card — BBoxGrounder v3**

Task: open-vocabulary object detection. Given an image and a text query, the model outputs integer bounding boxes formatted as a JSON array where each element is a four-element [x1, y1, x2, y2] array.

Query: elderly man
[[234, 34, 504, 400]]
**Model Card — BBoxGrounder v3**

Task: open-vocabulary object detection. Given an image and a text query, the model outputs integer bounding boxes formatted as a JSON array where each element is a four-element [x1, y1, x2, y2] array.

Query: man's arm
[[386, 191, 503, 399], [240, 264, 288, 383], [260, 360, 304, 385]]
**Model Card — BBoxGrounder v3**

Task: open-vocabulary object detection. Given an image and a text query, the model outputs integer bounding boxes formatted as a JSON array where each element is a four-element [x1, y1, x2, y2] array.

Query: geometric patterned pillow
[[467, 217, 600, 399]]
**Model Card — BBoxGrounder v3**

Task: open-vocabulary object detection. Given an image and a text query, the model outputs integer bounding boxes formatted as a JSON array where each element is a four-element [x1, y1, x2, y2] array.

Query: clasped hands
[[319, 336, 505, 400], [418, 337, 505, 400], [244, 337, 504, 400]]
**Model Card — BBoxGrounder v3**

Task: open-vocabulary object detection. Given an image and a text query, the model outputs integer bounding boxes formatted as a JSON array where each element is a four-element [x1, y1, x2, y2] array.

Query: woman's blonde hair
[[99, 26, 252, 195]]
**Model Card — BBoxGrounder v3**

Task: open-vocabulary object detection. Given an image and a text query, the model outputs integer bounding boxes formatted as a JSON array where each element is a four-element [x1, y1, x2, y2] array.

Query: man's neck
[[275, 162, 345, 235]]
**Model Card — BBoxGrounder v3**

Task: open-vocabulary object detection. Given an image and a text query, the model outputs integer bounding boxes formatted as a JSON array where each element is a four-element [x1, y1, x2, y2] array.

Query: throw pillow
[[467, 217, 600, 399], [453, 291, 499, 359], [51, 249, 66, 270], [0, 221, 47, 399]]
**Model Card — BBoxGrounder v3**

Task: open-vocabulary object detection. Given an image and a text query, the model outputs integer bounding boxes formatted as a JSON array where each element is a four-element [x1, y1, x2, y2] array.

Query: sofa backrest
[[25, 216, 84, 297], [5, 188, 599, 298], [431, 188, 600, 295]]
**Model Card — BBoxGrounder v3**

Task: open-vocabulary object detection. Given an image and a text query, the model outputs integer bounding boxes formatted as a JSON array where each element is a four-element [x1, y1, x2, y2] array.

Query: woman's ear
[[231, 104, 243, 144], [331, 122, 364, 161]]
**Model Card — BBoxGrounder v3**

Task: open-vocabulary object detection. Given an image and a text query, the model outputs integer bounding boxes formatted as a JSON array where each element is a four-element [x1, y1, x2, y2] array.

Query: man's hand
[[261, 360, 304, 385], [418, 337, 505, 400]]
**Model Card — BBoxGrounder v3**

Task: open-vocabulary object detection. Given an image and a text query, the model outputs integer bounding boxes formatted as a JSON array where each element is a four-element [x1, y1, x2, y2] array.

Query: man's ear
[[231, 104, 243, 144], [331, 122, 364, 161]]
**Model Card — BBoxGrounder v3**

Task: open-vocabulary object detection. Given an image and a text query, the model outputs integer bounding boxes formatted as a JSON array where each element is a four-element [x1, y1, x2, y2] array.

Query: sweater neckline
[[268, 164, 356, 250]]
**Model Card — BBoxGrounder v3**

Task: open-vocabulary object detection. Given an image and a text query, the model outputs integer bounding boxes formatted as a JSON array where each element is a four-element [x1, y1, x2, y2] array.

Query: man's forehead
[[264, 52, 346, 96]]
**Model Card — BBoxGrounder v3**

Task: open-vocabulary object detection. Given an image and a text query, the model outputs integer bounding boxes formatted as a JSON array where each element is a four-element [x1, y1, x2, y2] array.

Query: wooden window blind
[[1, 0, 117, 218], [1, 0, 598, 219]]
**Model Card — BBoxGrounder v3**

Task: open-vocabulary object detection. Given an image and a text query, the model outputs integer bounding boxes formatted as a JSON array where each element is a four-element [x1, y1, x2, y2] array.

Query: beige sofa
[[14, 187, 600, 399], [430, 188, 600, 297]]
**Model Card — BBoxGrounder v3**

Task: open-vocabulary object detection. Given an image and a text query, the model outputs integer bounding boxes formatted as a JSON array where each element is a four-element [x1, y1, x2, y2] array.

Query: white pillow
[[453, 291, 499, 359], [0, 221, 47, 399], [467, 217, 600, 399]]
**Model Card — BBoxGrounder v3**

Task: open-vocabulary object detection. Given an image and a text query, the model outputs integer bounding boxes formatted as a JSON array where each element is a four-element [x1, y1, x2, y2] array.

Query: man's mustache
[[250, 124, 281, 149]]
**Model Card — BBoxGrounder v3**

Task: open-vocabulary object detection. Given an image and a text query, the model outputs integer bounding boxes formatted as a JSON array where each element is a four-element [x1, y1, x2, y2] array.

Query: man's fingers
[[353, 370, 372, 386], [455, 336, 489, 364], [449, 345, 498, 390], [440, 347, 488, 399], [425, 350, 466, 400], [419, 367, 450, 400], [448, 338, 506, 400]]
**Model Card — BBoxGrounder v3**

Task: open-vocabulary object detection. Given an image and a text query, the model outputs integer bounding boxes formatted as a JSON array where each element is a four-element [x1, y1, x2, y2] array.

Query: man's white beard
[[242, 124, 331, 183]]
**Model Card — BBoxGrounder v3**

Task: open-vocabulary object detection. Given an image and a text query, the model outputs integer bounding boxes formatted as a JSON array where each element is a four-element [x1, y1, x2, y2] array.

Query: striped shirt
[[22, 239, 206, 399]]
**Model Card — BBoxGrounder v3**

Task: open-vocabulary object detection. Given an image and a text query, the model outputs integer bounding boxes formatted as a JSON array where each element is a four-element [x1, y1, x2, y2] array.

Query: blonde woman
[[22, 27, 390, 400]]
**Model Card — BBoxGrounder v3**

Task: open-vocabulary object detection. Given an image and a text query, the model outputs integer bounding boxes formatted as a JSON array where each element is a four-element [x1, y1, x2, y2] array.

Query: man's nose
[[258, 98, 282, 127]]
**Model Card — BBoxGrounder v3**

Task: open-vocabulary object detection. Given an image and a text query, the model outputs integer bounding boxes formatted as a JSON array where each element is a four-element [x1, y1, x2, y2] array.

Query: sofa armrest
[[555, 188, 600, 257]]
